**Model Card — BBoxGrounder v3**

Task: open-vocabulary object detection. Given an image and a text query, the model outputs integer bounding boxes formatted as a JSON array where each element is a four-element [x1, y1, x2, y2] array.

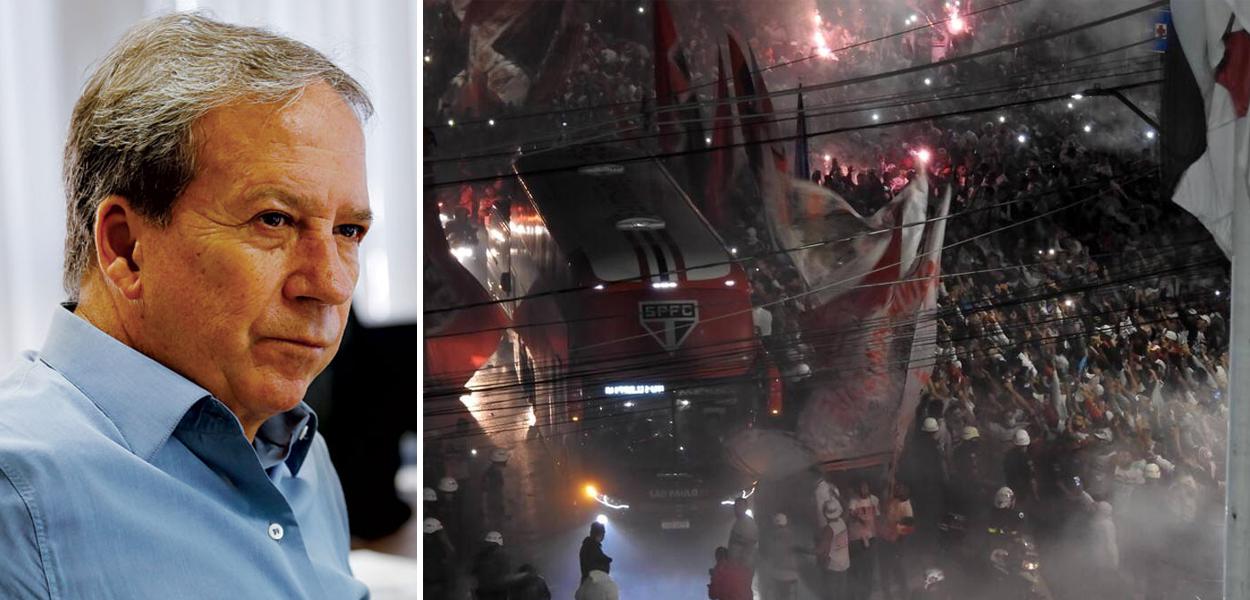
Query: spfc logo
[[640, 301, 699, 352]]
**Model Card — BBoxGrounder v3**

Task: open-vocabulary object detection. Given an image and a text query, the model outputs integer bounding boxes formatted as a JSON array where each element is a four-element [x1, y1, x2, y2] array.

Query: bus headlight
[[582, 483, 629, 510]]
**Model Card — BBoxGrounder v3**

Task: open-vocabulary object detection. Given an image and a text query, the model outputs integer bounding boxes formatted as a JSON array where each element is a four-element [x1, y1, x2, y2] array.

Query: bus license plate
[[661, 519, 691, 530]]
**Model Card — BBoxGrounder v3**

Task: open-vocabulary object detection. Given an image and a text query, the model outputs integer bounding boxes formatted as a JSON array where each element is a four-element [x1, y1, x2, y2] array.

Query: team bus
[[482, 145, 765, 530]]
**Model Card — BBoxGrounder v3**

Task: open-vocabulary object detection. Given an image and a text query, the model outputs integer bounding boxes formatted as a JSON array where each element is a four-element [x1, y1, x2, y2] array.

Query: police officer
[[424, 518, 456, 600], [1003, 430, 1039, 504], [987, 487, 1029, 538], [472, 531, 512, 600], [481, 448, 509, 530], [951, 426, 986, 515], [438, 476, 468, 558]]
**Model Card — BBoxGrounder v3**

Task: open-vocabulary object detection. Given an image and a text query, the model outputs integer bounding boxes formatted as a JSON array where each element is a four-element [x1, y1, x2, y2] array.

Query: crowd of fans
[[715, 94, 1230, 598], [904, 106, 1229, 599]]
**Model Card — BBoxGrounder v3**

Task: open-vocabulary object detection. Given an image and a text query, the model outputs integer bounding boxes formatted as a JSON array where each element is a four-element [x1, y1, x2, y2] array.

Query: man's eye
[[259, 212, 292, 228], [337, 224, 366, 241]]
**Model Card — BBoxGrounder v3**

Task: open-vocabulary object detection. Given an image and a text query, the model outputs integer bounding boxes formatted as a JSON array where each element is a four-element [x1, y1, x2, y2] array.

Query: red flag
[[727, 30, 794, 242], [703, 47, 734, 230], [888, 186, 951, 477], [423, 196, 510, 391], [1169, 7, 1250, 256], [726, 29, 763, 171], [653, 0, 692, 152], [794, 174, 931, 460], [526, 0, 584, 106]]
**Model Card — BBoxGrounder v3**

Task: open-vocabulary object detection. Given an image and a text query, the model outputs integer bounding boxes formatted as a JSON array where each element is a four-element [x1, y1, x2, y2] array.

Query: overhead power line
[[425, 77, 1160, 190], [425, 164, 1156, 315]]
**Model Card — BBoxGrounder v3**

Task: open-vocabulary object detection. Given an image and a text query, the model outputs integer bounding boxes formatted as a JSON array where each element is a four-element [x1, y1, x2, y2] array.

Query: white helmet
[[823, 498, 843, 521], [922, 417, 939, 433], [424, 487, 437, 502], [994, 486, 1015, 509], [424, 518, 443, 534], [484, 531, 503, 545], [1014, 429, 1031, 447], [438, 476, 459, 493], [962, 426, 981, 441], [490, 448, 511, 464], [990, 548, 1011, 570], [923, 567, 946, 589], [1144, 463, 1162, 479], [774, 513, 788, 527]]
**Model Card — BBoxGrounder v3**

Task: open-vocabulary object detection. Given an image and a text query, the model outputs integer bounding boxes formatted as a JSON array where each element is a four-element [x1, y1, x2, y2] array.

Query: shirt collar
[[39, 305, 211, 462], [254, 402, 318, 475], [38, 305, 319, 475]]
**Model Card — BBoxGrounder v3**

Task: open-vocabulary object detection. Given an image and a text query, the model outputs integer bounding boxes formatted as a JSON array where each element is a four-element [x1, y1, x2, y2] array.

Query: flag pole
[[1227, 156, 1249, 599]]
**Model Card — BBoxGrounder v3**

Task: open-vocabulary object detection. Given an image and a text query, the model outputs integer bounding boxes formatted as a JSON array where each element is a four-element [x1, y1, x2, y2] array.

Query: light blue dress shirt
[[0, 307, 368, 599]]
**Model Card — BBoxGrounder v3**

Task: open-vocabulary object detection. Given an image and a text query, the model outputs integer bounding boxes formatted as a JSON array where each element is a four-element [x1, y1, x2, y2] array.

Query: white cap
[[1014, 429, 1031, 447], [490, 448, 511, 464], [484, 531, 503, 545], [1144, 463, 1162, 479], [438, 476, 459, 493], [994, 486, 1015, 509], [922, 417, 939, 433], [424, 517, 443, 534], [924, 567, 946, 589], [962, 426, 981, 441], [1164, 330, 1179, 342], [424, 487, 437, 502], [774, 513, 788, 527], [823, 498, 843, 521]]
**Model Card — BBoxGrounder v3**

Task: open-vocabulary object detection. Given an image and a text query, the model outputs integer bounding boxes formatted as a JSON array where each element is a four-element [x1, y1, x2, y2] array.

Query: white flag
[[1171, 1, 1250, 257]]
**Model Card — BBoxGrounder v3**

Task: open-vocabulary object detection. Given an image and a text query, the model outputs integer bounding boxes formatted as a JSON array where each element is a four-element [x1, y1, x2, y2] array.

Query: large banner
[[727, 175, 951, 478]]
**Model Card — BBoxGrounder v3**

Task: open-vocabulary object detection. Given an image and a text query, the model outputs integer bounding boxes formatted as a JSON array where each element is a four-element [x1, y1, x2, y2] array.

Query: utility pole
[[1228, 152, 1249, 600]]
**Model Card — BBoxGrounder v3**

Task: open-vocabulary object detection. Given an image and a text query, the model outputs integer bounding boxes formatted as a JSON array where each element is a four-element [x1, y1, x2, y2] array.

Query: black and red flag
[[653, 0, 703, 152], [651, 0, 705, 193]]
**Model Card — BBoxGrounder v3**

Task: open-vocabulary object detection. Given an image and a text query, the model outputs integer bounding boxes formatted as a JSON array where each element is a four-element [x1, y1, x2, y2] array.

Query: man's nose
[[285, 232, 356, 305]]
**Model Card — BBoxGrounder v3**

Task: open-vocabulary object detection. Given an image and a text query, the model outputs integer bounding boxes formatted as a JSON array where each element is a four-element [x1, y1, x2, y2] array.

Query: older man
[[0, 13, 373, 598]]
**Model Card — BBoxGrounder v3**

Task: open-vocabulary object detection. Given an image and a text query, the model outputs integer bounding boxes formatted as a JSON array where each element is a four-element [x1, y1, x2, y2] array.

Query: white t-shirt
[[815, 479, 837, 526], [824, 519, 850, 572], [729, 515, 759, 562], [753, 306, 774, 337]]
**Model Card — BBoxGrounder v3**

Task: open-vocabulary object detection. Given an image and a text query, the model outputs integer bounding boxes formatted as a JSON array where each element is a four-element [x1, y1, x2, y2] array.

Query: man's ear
[[93, 195, 145, 301]]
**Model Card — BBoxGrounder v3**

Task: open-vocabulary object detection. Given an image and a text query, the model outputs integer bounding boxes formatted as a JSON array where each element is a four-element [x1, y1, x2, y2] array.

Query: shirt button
[[268, 522, 285, 541]]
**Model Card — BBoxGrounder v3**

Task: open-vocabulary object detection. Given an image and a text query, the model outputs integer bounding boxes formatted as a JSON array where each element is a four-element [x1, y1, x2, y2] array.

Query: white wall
[[0, 0, 419, 365]]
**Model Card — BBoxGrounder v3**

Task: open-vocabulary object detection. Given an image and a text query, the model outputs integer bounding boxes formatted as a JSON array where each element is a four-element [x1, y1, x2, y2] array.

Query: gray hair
[[62, 12, 373, 299]]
